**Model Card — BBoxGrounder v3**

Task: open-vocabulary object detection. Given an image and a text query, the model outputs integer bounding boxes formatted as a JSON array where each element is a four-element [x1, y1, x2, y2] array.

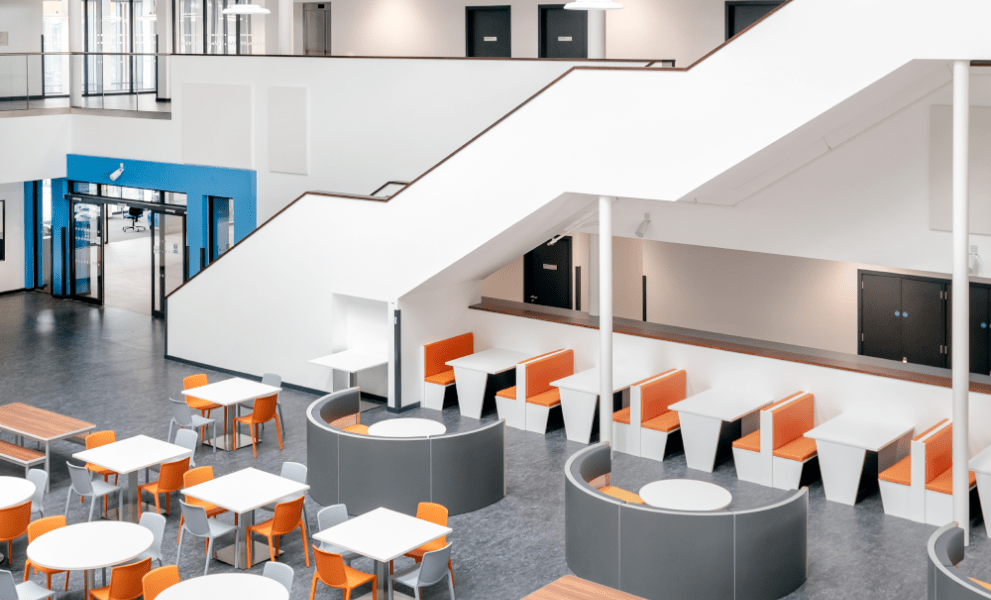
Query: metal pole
[[69, 0, 83, 106], [598, 196, 614, 449], [588, 10, 606, 59], [952, 59, 971, 544]]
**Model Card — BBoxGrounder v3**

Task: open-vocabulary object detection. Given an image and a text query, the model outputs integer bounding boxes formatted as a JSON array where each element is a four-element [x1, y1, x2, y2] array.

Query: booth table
[[310, 349, 388, 398], [314, 507, 452, 600], [639, 479, 733, 511], [446, 348, 531, 419], [157, 573, 288, 600], [181, 378, 282, 451], [0, 402, 94, 490], [550, 367, 646, 444], [971, 446, 991, 537], [73, 434, 191, 522], [805, 413, 913, 505], [26, 521, 152, 591], [0, 476, 35, 563], [367, 418, 447, 438], [669, 389, 772, 472]]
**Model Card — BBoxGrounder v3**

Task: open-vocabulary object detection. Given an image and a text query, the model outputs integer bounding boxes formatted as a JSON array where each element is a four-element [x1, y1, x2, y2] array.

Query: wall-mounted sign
[[558, 36, 572, 42], [543, 264, 558, 270], [0, 33, 9, 47], [483, 37, 498, 41]]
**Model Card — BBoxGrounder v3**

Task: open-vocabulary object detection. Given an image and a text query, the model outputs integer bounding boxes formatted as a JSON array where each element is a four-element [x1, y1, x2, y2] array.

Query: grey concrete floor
[[1, 291, 989, 599]]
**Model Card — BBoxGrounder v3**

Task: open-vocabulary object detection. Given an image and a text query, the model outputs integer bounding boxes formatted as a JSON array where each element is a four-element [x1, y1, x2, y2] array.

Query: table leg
[[453, 368, 489, 419], [377, 559, 392, 600], [679, 413, 725, 473], [816, 440, 867, 505], [122, 471, 140, 523], [45, 442, 51, 492], [207, 404, 252, 451], [86, 569, 95, 592], [559, 389, 599, 443]]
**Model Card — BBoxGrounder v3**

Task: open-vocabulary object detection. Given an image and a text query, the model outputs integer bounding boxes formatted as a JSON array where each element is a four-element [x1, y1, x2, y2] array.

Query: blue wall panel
[[23, 182, 34, 289], [51, 178, 69, 296]]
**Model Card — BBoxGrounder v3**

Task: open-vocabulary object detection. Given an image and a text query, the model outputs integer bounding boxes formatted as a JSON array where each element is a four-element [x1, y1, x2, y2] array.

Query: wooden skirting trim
[[522, 575, 646, 600]]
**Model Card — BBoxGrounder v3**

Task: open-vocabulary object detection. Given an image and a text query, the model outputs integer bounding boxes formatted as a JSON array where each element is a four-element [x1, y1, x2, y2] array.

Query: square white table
[[310, 349, 388, 390], [970, 445, 991, 537], [806, 414, 914, 505], [314, 507, 452, 600], [182, 467, 310, 568], [73, 434, 192, 522], [550, 367, 647, 444], [445, 348, 531, 419], [181, 378, 282, 451], [668, 388, 773, 472]]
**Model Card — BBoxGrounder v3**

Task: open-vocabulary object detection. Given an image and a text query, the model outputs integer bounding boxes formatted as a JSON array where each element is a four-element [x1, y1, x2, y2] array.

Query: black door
[[861, 274, 902, 362], [524, 237, 572, 310], [539, 5, 587, 59], [725, 1, 784, 39], [970, 286, 990, 375], [901, 279, 946, 368], [466, 6, 511, 58]]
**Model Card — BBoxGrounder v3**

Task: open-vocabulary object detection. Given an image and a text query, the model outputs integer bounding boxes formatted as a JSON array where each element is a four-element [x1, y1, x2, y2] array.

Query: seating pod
[[612, 370, 685, 460], [495, 350, 572, 433], [306, 389, 506, 516], [732, 392, 817, 489], [565, 443, 808, 600], [927, 523, 991, 599], [421, 333, 473, 411]]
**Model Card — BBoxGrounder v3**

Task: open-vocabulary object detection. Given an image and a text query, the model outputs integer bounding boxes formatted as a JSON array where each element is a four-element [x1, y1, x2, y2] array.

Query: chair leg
[[205, 538, 213, 576], [449, 558, 455, 586], [310, 574, 318, 600], [268, 535, 277, 562], [246, 530, 252, 567], [65, 571, 70, 591], [301, 521, 310, 567], [167, 421, 174, 443], [177, 516, 183, 544], [448, 572, 456, 598], [177, 527, 184, 565], [88, 496, 96, 522], [274, 415, 283, 450], [277, 403, 286, 440], [251, 424, 258, 458], [64, 490, 72, 517]]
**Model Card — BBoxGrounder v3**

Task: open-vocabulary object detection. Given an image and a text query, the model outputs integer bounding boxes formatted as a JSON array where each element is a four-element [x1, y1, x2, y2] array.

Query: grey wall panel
[[317, 390, 360, 424], [927, 525, 991, 600], [339, 434, 431, 515], [306, 398, 340, 506], [619, 505, 734, 600], [734, 490, 808, 600], [431, 421, 505, 514], [565, 475, 621, 588]]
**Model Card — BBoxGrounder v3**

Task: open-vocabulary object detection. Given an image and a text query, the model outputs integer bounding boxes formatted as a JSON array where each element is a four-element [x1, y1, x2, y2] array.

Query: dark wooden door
[[900, 279, 946, 368], [539, 5, 587, 59], [725, 1, 784, 39], [861, 274, 903, 362], [466, 6, 511, 58], [524, 236, 572, 310], [970, 286, 990, 375]]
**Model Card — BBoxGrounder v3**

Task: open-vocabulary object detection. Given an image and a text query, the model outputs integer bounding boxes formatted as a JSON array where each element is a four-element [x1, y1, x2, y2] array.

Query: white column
[[588, 10, 606, 59], [69, 0, 82, 106], [952, 59, 971, 544], [598, 196, 614, 448], [156, 0, 172, 99], [278, 0, 294, 55]]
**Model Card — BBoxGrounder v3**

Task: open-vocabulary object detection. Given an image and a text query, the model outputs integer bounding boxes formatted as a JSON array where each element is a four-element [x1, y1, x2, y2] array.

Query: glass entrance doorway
[[152, 212, 186, 318], [71, 202, 104, 304]]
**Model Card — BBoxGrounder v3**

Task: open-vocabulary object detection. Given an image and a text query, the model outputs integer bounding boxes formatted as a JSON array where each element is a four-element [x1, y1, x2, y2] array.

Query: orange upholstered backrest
[[639, 370, 686, 423], [526, 350, 574, 398], [923, 422, 954, 484], [771, 393, 814, 450], [914, 418, 949, 442], [423, 333, 473, 378]]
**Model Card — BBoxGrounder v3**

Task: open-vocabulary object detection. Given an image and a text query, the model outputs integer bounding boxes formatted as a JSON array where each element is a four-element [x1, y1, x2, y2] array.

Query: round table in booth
[[0, 476, 35, 509], [367, 417, 447, 438], [156, 573, 289, 600], [27, 521, 153, 575], [638, 479, 733, 511]]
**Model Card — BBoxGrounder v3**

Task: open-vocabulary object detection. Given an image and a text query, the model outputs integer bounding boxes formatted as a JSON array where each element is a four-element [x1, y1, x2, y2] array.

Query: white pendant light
[[564, 0, 623, 9], [222, 1, 270, 15]]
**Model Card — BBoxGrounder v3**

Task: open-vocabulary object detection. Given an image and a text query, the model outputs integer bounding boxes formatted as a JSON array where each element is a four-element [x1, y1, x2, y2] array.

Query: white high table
[[367, 418, 447, 438], [157, 573, 289, 600], [668, 388, 772, 473], [27, 521, 152, 592], [182, 467, 310, 568], [182, 378, 282, 451], [73, 434, 192, 522], [445, 348, 531, 419], [805, 413, 914, 506], [314, 507, 452, 600], [550, 367, 647, 444], [970, 446, 991, 537], [639, 479, 733, 511], [0, 476, 35, 563], [310, 349, 388, 395]]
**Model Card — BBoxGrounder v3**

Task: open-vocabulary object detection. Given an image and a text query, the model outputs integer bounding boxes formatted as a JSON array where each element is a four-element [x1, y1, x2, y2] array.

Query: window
[[43, 0, 70, 96], [0, 200, 5, 261], [176, 0, 264, 54]]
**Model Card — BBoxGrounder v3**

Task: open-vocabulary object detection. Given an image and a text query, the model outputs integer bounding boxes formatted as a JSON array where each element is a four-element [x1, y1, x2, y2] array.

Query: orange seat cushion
[[527, 389, 560, 407], [598, 486, 645, 505], [613, 407, 632, 424], [424, 333, 473, 379], [878, 456, 912, 486], [926, 468, 976, 494], [343, 424, 369, 435], [425, 370, 456, 386], [642, 411, 679, 433], [773, 436, 817, 462], [496, 386, 517, 400], [525, 350, 574, 399], [732, 430, 761, 452], [971, 578, 991, 592]]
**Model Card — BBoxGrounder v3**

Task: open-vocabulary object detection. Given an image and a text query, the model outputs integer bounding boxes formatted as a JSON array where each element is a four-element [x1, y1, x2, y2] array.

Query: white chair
[[26, 470, 47, 517], [261, 462, 309, 531], [262, 562, 294, 593], [315, 505, 360, 566], [64, 463, 123, 522], [167, 397, 217, 452], [135, 512, 166, 567], [0, 569, 54, 600], [389, 543, 455, 600], [147, 428, 199, 482], [177, 501, 239, 575]]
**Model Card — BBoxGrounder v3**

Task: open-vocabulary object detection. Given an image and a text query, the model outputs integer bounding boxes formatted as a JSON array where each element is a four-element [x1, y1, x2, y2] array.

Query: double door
[[860, 273, 947, 368]]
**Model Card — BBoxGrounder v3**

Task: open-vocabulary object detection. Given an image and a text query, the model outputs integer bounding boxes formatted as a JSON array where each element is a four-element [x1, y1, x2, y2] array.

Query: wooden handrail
[[369, 181, 412, 197]]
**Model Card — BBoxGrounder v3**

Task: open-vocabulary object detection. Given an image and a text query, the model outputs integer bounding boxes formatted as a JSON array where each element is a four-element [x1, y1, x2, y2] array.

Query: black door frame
[[524, 236, 573, 309], [724, 1, 785, 40], [465, 5, 512, 58], [538, 4, 587, 59]]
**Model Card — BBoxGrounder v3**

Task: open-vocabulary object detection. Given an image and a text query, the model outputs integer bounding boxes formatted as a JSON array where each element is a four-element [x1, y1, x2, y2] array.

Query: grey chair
[[147, 428, 199, 482], [135, 512, 166, 567], [261, 462, 309, 531], [262, 562, 294, 593], [0, 570, 54, 600], [64, 463, 123, 522], [177, 500, 239, 575], [240, 374, 286, 439], [389, 543, 455, 599], [315, 504, 360, 566], [26, 470, 47, 517], [168, 397, 217, 452]]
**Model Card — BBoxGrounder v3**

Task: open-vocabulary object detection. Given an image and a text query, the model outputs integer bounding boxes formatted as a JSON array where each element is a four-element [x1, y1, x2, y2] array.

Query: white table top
[[182, 467, 310, 515], [72, 434, 191, 474], [309, 349, 388, 373], [156, 573, 288, 600], [805, 413, 915, 452], [550, 367, 646, 395], [27, 521, 153, 572], [668, 388, 772, 422], [181, 378, 282, 407], [970, 443, 991, 475], [367, 418, 447, 438], [638, 479, 733, 511], [0, 476, 35, 510], [445, 348, 532, 375], [313, 507, 452, 563]]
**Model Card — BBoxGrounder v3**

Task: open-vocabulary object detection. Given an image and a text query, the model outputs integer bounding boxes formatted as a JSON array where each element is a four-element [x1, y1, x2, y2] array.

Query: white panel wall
[[930, 105, 991, 234], [0, 182, 25, 293], [182, 84, 253, 170], [0, 115, 71, 184], [0, 0, 44, 99], [267, 86, 309, 175]]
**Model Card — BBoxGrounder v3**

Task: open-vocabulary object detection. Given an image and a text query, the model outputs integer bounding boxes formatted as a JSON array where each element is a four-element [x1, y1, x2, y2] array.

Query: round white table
[[157, 573, 289, 600], [638, 479, 733, 511], [0, 476, 35, 562], [367, 417, 447, 438], [27, 521, 153, 591]]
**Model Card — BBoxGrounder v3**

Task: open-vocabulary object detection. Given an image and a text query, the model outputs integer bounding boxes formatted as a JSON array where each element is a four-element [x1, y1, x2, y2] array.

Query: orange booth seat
[[421, 333, 474, 411], [731, 392, 817, 489], [612, 369, 686, 460], [495, 349, 573, 433]]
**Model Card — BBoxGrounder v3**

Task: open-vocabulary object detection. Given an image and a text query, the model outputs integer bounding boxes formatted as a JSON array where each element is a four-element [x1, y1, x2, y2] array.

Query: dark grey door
[[901, 279, 946, 368], [466, 6, 511, 58], [304, 3, 332, 56], [970, 286, 990, 375], [539, 5, 587, 59], [725, 1, 784, 39], [860, 274, 902, 362], [524, 237, 572, 310]]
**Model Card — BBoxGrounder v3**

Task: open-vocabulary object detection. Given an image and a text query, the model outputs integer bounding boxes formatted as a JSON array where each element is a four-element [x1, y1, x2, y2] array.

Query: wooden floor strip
[[523, 575, 646, 600]]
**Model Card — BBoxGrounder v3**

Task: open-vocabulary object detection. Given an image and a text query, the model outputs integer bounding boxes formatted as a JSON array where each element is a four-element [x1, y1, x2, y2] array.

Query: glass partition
[[43, 0, 70, 96]]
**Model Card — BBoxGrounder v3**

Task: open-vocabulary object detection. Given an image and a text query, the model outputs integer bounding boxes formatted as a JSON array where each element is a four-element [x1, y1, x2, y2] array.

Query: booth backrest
[[915, 418, 950, 442], [637, 369, 686, 423], [573, 442, 612, 489], [927, 523, 991, 599], [771, 393, 814, 450], [526, 350, 574, 398], [423, 333, 473, 379], [923, 421, 953, 485], [316, 389, 362, 429]]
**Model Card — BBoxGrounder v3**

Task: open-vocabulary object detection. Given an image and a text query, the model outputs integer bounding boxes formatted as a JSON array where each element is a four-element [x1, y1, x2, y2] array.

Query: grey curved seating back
[[928, 523, 991, 599], [565, 443, 808, 600], [307, 389, 506, 515]]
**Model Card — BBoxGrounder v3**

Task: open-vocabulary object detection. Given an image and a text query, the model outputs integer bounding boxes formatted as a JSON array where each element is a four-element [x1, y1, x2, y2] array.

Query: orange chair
[[141, 565, 180, 600], [84, 430, 120, 484], [0, 500, 30, 566], [183, 375, 223, 442], [89, 557, 151, 600], [177, 467, 235, 543], [310, 546, 377, 600], [233, 394, 282, 458], [137, 458, 190, 516], [403, 502, 456, 585], [246, 495, 309, 567], [23, 516, 70, 590]]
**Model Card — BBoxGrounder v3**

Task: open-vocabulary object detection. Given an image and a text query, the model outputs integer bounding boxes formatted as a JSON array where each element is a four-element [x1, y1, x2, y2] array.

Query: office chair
[[123, 207, 146, 232]]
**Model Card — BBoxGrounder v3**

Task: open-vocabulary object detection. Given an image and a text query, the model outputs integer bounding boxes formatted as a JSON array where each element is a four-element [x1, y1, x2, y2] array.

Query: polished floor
[[1, 292, 990, 599]]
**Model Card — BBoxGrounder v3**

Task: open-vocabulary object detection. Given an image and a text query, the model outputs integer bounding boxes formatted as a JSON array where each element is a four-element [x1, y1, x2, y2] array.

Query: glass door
[[152, 210, 187, 318], [71, 202, 104, 305]]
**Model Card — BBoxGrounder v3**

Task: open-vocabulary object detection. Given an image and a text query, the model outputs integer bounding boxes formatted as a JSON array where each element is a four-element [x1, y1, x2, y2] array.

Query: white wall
[[0, 0, 44, 98], [0, 182, 24, 293]]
